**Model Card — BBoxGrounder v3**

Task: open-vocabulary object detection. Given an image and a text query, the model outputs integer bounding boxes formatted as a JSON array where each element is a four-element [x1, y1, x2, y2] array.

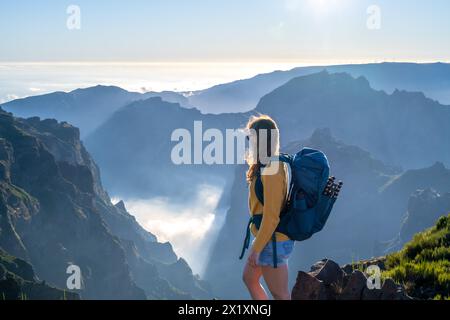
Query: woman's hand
[[247, 249, 260, 268]]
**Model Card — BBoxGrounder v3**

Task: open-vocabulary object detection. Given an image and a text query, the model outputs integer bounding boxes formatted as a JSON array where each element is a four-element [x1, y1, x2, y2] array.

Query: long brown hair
[[245, 114, 280, 183]]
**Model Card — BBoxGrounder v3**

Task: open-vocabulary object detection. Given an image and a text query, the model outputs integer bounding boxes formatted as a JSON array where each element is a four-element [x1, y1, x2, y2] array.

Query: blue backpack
[[239, 148, 342, 267]]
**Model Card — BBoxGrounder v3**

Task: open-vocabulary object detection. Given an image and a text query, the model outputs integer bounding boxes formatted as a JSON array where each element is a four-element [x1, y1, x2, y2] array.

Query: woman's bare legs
[[262, 264, 290, 300], [243, 262, 269, 300]]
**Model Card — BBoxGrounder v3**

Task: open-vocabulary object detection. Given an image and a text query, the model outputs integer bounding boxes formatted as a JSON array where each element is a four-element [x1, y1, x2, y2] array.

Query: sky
[[1, 0, 450, 63]]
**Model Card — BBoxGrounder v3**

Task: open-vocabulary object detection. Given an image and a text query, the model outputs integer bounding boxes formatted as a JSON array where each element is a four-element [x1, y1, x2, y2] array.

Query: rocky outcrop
[[378, 163, 450, 247], [292, 259, 412, 300], [291, 272, 329, 300], [0, 108, 212, 299], [400, 189, 450, 244]]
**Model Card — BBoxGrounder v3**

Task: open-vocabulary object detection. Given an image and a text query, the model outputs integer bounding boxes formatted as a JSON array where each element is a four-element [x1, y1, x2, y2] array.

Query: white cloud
[[114, 184, 225, 275], [0, 94, 20, 104]]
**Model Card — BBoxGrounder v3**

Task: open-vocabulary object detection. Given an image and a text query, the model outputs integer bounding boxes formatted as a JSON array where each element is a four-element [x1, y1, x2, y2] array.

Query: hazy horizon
[[1, 60, 449, 104], [2, 0, 450, 104]]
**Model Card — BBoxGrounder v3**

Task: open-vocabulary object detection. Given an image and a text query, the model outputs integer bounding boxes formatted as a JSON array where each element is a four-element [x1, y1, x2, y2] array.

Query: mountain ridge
[[255, 71, 450, 169], [1, 85, 191, 137], [187, 62, 450, 113]]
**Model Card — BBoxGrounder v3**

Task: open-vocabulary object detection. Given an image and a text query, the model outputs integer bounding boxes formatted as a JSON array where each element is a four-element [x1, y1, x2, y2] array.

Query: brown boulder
[[381, 278, 413, 300], [312, 259, 345, 287], [309, 259, 328, 273], [339, 270, 367, 300], [292, 258, 415, 300], [291, 271, 328, 300], [362, 287, 383, 300]]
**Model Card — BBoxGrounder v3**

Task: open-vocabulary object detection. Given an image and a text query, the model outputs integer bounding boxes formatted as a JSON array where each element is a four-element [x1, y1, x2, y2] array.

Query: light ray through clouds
[[113, 184, 225, 276]]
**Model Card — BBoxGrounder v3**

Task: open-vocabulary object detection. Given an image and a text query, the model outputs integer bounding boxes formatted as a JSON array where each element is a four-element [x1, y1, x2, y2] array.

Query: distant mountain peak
[[431, 161, 446, 170], [114, 200, 127, 212], [260, 71, 375, 104], [70, 84, 128, 95], [309, 128, 335, 145], [143, 96, 164, 103], [391, 88, 427, 100]]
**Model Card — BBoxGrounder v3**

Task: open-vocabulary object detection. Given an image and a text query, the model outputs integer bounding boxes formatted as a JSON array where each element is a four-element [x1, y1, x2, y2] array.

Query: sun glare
[[305, 0, 347, 15]]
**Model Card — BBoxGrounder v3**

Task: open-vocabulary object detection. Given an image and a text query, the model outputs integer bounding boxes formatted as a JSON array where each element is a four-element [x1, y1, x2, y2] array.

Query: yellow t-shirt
[[248, 160, 290, 253]]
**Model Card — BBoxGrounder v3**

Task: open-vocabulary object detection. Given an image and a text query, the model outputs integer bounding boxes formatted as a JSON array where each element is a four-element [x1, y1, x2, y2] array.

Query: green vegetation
[[384, 214, 450, 300]]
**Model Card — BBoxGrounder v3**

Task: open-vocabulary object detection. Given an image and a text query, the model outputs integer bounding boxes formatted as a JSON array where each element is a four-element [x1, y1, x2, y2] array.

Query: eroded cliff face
[[0, 109, 212, 299], [400, 189, 450, 242], [384, 188, 450, 253]]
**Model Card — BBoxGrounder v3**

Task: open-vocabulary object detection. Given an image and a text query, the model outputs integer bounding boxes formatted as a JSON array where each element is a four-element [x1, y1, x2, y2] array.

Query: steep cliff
[[0, 108, 212, 299]]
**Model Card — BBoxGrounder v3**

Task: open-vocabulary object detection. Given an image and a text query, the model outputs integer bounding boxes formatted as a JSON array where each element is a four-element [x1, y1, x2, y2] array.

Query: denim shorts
[[255, 239, 295, 267]]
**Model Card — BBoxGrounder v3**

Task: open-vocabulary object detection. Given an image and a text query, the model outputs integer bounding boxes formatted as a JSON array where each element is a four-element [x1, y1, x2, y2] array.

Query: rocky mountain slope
[[385, 189, 450, 253], [0, 107, 212, 299], [1, 86, 190, 137], [372, 162, 450, 255], [84, 71, 450, 202], [85, 96, 249, 199], [255, 71, 450, 169], [378, 162, 450, 228]]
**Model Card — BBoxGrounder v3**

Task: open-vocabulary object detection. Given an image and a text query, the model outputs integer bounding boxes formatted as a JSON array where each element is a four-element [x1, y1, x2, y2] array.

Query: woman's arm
[[252, 161, 286, 253]]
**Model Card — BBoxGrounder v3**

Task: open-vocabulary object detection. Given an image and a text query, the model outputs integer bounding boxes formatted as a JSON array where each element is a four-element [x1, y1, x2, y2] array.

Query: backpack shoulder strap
[[254, 169, 265, 205], [254, 155, 292, 206]]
